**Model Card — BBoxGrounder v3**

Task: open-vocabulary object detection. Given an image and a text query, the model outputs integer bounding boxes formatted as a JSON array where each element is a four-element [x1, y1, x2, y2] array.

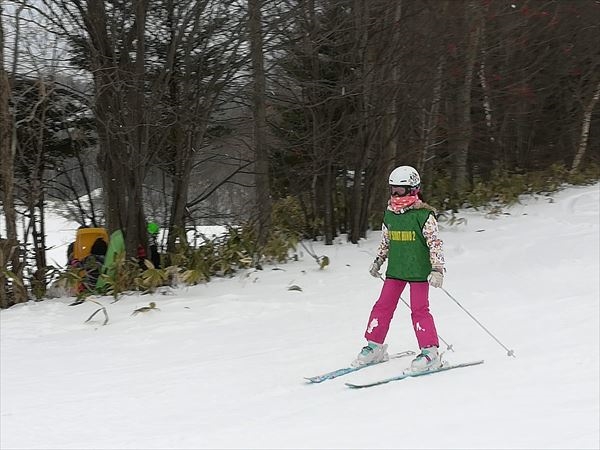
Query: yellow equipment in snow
[[72, 228, 109, 261]]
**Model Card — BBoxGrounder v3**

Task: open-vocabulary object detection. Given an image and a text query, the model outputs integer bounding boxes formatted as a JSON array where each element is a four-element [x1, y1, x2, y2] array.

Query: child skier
[[352, 166, 445, 372]]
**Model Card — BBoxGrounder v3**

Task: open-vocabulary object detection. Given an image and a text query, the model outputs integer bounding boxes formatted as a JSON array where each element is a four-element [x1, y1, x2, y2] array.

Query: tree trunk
[[83, 0, 149, 257], [166, 133, 193, 253], [0, 6, 17, 242], [349, 0, 370, 244], [123, 0, 149, 257], [0, 9, 27, 306], [478, 28, 494, 140], [452, 1, 483, 195], [377, 1, 403, 218], [571, 79, 600, 172], [323, 163, 333, 245], [248, 0, 271, 250], [86, 0, 124, 234], [420, 54, 445, 193]]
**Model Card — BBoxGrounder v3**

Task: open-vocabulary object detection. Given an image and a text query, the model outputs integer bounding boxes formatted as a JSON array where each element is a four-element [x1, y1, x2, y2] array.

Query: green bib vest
[[384, 208, 433, 281]]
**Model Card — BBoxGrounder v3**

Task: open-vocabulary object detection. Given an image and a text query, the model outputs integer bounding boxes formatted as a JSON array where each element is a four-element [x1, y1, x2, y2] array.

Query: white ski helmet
[[389, 166, 421, 187]]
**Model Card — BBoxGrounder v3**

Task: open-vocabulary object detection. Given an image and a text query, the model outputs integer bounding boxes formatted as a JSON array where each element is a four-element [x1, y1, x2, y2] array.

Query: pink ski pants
[[364, 278, 439, 349]]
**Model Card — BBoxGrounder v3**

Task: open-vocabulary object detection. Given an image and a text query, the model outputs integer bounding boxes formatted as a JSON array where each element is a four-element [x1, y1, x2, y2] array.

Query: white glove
[[369, 257, 384, 278], [427, 270, 444, 288]]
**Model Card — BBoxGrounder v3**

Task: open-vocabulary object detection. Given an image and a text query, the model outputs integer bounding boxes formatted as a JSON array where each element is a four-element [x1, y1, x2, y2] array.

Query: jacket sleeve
[[375, 223, 390, 262], [422, 214, 445, 271]]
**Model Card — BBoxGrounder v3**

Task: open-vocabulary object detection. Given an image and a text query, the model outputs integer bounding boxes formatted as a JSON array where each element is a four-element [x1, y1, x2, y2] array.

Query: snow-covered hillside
[[1, 184, 599, 449]]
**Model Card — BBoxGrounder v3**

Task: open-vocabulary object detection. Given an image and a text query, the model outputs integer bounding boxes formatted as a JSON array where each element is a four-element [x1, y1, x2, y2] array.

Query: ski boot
[[351, 341, 389, 368], [409, 346, 442, 373]]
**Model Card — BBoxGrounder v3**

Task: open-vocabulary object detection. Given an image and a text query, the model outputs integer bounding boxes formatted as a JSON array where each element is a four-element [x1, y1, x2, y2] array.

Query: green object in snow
[[147, 222, 159, 235], [96, 229, 125, 291]]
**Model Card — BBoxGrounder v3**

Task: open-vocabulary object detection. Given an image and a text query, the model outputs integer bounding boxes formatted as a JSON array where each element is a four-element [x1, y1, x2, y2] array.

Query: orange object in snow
[[72, 228, 109, 261]]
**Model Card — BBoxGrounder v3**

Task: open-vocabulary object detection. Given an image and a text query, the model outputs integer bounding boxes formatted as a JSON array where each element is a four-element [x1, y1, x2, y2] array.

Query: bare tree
[[447, 0, 484, 196], [0, 3, 18, 307], [0, 4, 16, 244], [0, 1, 27, 306], [572, 79, 600, 172], [248, 0, 271, 248], [38, 0, 247, 257]]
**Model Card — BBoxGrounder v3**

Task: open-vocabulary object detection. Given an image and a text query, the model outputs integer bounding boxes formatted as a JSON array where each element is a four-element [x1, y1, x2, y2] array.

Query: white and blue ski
[[305, 350, 415, 384], [345, 359, 484, 389]]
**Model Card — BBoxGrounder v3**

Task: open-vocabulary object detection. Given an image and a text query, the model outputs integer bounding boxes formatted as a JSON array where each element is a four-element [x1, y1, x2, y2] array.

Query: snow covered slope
[[1, 183, 598, 449]]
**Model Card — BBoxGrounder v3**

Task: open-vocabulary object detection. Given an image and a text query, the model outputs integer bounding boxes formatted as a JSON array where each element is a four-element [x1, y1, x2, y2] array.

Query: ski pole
[[441, 287, 515, 358], [380, 276, 454, 352]]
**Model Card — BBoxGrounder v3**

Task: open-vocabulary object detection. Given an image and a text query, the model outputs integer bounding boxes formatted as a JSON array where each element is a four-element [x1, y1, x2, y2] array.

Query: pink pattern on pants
[[364, 278, 439, 348]]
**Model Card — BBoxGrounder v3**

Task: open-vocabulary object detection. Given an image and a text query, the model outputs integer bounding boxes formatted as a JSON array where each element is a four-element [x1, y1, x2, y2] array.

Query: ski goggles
[[390, 185, 414, 197]]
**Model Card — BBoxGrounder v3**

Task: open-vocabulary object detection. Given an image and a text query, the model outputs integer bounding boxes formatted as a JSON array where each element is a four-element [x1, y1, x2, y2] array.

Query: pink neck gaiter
[[389, 195, 419, 213]]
